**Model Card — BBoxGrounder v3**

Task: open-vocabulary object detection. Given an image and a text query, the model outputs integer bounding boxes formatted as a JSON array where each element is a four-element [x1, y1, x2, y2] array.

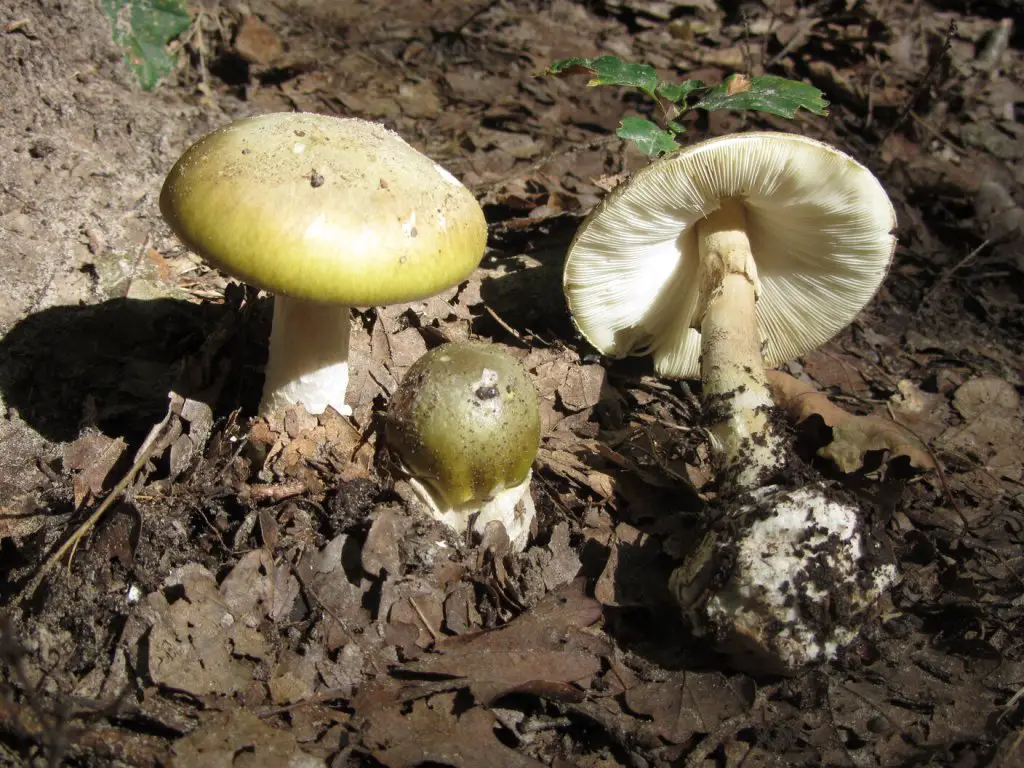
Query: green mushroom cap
[[160, 113, 487, 306], [386, 341, 541, 507]]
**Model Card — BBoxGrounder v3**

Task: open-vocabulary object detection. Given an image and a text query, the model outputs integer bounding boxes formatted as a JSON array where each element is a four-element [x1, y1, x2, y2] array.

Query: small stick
[[918, 239, 990, 311], [484, 305, 524, 342], [408, 597, 441, 643], [9, 408, 175, 609]]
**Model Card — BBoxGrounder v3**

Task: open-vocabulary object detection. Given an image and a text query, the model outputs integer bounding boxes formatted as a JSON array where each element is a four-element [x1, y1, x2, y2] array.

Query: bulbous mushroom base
[[405, 471, 536, 552], [670, 484, 896, 676]]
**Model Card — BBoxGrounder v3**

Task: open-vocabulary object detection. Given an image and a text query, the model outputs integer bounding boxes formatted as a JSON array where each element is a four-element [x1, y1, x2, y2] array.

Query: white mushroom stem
[[260, 296, 353, 416], [697, 199, 785, 490], [406, 471, 536, 553]]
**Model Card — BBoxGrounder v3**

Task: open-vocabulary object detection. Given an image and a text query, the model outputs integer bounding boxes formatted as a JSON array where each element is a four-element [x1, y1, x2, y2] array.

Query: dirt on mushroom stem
[[696, 198, 785, 492]]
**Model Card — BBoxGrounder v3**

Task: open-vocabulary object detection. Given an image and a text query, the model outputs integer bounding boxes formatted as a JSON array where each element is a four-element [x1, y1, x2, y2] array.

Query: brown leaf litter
[[768, 370, 938, 473]]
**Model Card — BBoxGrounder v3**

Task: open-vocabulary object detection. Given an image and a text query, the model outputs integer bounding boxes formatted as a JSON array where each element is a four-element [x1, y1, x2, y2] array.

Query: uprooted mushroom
[[564, 132, 900, 673]]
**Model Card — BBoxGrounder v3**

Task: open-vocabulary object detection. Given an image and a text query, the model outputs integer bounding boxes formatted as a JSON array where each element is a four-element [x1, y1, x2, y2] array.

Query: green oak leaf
[[655, 79, 707, 103], [101, 0, 192, 91], [548, 56, 659, 97], [694, 74, 829, 119], [616, 117, 681, 157]]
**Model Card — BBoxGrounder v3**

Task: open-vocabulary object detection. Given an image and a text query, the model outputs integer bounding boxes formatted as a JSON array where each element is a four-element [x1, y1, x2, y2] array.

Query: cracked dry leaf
[[623, 671, 755, 745], [63, 430, 126, 508], [170, 708, 323, 768], [943, 376, 1023, 481], [397, 579, 609, 704], [145, 564, 270, 697], [768, 371, 936, 473], [364, 692, 544, 768]]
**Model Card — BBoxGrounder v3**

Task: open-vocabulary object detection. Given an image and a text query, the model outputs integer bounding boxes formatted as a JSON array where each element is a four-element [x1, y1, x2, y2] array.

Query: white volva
[[672, 484, 898, 674]]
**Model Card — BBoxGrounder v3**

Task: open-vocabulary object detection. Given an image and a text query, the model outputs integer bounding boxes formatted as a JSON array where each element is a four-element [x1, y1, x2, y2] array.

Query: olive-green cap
[[160, 113, 487, 305]]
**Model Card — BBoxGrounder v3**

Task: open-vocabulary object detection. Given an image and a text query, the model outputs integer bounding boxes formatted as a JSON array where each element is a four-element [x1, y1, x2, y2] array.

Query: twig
[[873, 20, 956, 152], [484, 305, 524, 342], [917, 239, 990, 311], [885, 402, 969, 535], [408, 597, 441, 643], [287, 560, 383, 674], [257, 686, 351, 718], [9, 407, 176, 609]]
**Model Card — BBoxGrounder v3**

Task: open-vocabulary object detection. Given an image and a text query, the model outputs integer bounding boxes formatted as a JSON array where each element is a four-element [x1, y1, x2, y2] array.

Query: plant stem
[[697, 199, 784, 490]]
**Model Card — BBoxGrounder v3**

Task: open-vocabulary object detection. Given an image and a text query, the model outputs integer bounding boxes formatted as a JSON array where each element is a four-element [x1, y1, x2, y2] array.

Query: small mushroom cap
[[386, 341, 541, 508], [160, 113, 487, 305], [564, 132, 897, 379]]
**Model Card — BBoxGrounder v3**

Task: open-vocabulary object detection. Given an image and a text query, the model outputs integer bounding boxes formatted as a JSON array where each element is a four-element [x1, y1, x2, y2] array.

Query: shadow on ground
[[0, 297, 240, 442]]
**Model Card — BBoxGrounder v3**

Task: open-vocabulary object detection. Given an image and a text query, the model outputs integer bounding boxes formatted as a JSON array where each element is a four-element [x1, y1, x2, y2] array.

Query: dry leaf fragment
[[726, 73, 751, 94], [557, 363, 605, 413], [170, 708, 322, 768], [63, 431, 126, 508], [623, 671, 754, 745], [538, 522, 583, 591], [364, 693, 544, 768], [767, 370, 936, 473], [943, 377, 1023, 480], [362, 504, 408, 579], [443, 582, 482, 635], [146, 565, 270, 697]]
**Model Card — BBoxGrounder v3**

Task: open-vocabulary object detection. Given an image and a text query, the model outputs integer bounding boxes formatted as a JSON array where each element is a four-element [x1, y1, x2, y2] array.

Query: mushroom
[[564, 132, 896, 490], [160, 113, 487, 416], [670, 483, 897, 675], [385, 341, 541, 551]]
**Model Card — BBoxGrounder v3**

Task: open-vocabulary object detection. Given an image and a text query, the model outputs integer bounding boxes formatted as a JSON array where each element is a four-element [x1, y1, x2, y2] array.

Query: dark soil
[[1, 0, 1022, 766]]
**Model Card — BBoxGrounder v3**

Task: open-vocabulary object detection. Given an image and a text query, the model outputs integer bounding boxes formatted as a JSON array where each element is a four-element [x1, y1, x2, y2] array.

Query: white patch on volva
[[293, 142, 306, 155]]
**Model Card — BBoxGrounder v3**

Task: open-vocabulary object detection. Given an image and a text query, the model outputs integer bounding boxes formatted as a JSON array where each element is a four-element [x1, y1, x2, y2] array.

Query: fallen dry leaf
[[145, 564, 271, 697], [233, 15, 283, 65], [63, 430, 126, 508], [398, 579, 608, 704], [623, 671, 755, 744], [364, 692, 545, 768], [170, 707, 322, 768], [942, 376, 1023, 481], [354, 580, 609, 715], [768, 370, 936, 473]]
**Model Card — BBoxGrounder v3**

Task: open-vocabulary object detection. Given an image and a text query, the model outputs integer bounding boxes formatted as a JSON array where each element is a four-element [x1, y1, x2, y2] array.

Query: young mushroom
[[385, 341, 542, 551], [564, 132, 896, 490], [160, 113, 487, 416]]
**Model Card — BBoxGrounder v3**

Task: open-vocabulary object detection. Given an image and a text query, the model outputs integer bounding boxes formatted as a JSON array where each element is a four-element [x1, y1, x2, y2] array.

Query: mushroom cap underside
[[564, 131, 897, 379], [160, 113, 487, 306]]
